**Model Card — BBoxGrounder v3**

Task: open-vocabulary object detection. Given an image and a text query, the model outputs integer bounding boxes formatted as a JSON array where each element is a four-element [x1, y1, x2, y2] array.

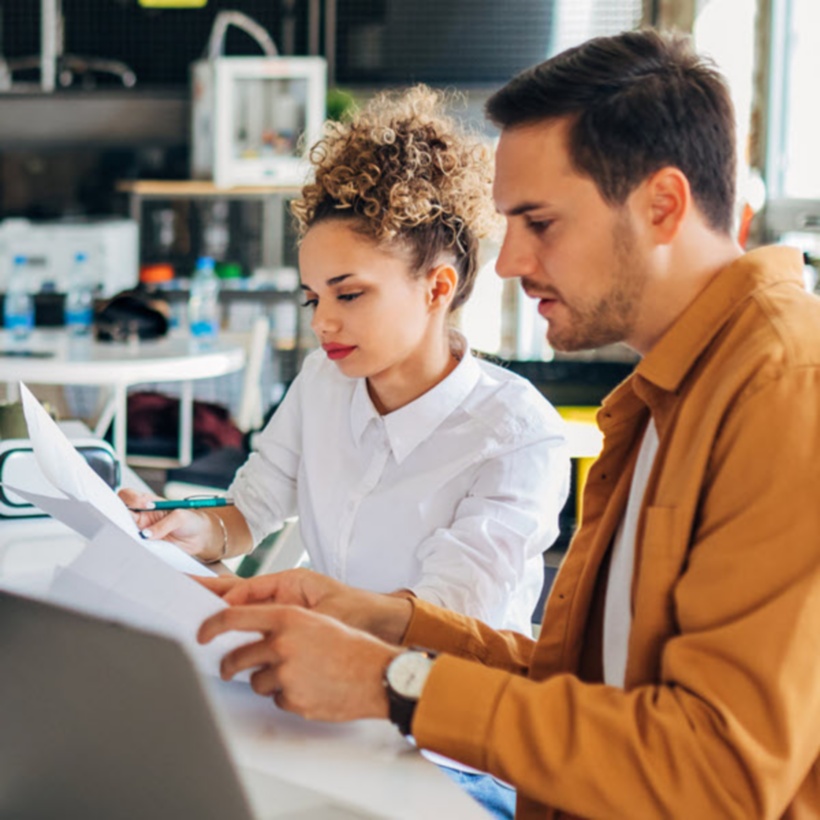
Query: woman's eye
[[301, 297, 318, 309], [338, 292, 363, 302]]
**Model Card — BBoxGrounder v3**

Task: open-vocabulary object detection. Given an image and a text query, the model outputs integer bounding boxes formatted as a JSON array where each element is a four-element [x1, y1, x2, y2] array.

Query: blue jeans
[[440, 766, 516, 820]]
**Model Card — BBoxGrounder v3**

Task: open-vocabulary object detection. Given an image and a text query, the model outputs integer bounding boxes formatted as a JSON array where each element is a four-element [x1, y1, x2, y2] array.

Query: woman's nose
[[311, 303, 340, 336]]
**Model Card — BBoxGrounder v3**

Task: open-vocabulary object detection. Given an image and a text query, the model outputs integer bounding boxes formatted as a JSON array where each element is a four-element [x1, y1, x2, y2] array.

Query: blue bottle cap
[[13, 254, 27, 265], [75, 252, 87, 262]]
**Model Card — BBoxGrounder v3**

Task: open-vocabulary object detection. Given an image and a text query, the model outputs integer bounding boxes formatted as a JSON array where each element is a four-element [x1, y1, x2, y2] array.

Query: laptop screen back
[[0, 589, 255, 820]]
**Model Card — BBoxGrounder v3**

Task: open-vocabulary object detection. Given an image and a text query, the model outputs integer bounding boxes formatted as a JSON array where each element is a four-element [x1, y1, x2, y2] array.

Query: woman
[[122, 86, 569, 635]]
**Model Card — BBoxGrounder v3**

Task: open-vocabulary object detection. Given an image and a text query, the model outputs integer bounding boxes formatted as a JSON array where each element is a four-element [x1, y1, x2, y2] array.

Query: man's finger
[[220, 638, 279, 680], [250, 665, 283, 698], [221, 574, 292, 606], [198, 603, 288, 643], [195, 576, 241, 596]]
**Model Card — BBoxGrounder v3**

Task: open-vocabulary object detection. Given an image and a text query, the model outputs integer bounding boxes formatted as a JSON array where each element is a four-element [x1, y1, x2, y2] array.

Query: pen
[[128, 497, 235, 512]]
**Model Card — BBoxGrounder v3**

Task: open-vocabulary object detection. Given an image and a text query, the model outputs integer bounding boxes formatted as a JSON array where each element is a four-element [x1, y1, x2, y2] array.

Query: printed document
[[1, 383, 257, 678]]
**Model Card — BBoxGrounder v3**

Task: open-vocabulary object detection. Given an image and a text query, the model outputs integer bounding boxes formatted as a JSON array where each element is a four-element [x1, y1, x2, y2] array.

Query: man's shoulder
[[695, 283, 820, 403], [723, 283, 820, 372], [748, 281, 820, 367]]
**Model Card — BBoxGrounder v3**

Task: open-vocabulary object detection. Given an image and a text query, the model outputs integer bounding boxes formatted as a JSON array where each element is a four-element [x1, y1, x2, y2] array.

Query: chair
[[162, 314, 270, 498], [233, 517, 307, 577]]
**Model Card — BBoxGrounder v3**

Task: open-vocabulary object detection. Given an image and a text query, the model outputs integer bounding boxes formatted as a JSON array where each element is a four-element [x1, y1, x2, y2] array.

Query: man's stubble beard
[[547, 212, 647, 353]]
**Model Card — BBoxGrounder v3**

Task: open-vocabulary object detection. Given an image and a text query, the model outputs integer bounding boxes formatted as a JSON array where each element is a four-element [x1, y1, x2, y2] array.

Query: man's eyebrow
[[505, 202, 549, 217], [299, 273, 353, 290]]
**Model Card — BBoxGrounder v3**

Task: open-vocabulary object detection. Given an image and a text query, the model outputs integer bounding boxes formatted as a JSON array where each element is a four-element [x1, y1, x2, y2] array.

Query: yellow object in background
[[138, 0, 207, 7], [557, 406, 602, 524]]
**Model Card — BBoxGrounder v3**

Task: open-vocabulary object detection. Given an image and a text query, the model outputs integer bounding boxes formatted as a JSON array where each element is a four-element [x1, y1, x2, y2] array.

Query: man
[[198, 29, 820, 818]]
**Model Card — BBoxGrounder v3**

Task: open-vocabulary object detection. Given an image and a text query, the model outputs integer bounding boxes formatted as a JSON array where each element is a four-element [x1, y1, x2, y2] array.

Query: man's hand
[[198, 603, 401, 722], [197, 568, 413, 644]]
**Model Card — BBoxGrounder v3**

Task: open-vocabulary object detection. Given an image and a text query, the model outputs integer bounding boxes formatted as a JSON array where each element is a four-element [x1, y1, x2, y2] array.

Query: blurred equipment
[[94, 287, 170, 343], [191, 12, 327, 187], [139, 0, 207, 6], [0, 421, 120, 518], [1, 0, 136, 92], [0, 218, 138, 298]]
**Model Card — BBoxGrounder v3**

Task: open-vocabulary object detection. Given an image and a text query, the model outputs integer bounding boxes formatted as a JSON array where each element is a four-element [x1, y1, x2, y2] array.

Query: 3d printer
[[190, 13, 327, 188]]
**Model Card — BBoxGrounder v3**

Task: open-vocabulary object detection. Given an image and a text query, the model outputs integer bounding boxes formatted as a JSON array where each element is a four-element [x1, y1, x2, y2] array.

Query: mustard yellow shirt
[[404, 246, 820, 819]]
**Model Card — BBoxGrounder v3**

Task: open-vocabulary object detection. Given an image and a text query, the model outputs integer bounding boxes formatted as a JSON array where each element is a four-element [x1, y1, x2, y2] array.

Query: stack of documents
[[1, 383, 257, 679]]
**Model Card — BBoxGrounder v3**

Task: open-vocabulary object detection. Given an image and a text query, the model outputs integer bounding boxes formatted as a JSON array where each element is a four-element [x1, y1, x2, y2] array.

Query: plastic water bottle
[[188, 256, 220, 346], [3, 255, 34, 341], [64, 252, 95, 336]]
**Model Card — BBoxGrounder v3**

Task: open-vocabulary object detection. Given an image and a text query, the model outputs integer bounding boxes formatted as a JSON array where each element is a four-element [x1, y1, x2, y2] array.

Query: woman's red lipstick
[[322, 343, 357, 360]]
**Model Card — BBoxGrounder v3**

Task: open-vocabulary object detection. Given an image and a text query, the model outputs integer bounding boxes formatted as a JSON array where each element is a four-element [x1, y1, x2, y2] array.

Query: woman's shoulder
[[465, 354, 567, 444]]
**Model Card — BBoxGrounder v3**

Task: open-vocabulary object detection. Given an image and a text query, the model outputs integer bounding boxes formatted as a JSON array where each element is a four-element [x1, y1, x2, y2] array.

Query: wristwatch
[[383, 649, 437, 737]]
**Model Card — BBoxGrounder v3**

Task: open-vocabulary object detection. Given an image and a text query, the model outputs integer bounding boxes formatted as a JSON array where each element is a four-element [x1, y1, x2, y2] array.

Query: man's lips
[[536, 296, 560, 319], [322, 343, 357, 360]]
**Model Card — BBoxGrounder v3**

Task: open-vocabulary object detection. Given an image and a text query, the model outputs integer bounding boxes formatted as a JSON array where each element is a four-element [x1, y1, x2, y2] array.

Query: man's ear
[[426, 264, 458, 310], [641, 166, 691, 244]]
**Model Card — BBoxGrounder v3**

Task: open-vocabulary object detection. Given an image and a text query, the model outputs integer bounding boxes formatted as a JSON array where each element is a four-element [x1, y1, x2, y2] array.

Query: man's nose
[[495, 228, 536, 281]]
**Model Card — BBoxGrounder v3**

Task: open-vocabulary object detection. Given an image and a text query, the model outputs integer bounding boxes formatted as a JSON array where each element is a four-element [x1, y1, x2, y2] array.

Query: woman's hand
[[118, 488, 217, 560]]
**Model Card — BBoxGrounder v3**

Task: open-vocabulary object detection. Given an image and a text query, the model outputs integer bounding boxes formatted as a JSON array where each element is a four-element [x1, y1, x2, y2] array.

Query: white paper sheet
[[8, 385, 258, 680], [16, 383, 215, 577], [20, 382, 143, 535], [5, 484, 213, 576], [47, 523, 256, 679]]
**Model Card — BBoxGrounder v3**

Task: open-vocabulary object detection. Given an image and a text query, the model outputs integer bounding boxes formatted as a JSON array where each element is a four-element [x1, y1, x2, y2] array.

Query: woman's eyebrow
[[299, 273, 354, 291]]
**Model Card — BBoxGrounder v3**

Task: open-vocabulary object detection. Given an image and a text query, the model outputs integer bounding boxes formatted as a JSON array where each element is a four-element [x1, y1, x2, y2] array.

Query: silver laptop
[[0, 589, 371, 820]]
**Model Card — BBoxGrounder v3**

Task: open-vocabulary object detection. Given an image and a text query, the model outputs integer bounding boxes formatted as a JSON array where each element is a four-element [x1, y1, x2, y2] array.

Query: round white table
[[0, 329, 245, 467]]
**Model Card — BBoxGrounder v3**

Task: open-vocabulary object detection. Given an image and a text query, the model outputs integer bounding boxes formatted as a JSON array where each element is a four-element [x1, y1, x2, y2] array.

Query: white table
[[0, 329, 245, 467], [0, 512, 487, 819]]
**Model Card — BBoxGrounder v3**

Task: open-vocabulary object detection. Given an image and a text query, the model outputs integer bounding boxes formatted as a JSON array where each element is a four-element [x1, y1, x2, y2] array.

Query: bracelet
[[210, 512, 229, 563]]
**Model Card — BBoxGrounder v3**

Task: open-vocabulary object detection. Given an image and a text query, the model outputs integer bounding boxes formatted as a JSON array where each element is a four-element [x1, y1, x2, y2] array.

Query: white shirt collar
[[349, 332, 481, 463]]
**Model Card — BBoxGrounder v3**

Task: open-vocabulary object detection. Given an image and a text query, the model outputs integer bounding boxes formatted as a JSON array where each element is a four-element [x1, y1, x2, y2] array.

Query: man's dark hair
[[486, 29, 736, 235]]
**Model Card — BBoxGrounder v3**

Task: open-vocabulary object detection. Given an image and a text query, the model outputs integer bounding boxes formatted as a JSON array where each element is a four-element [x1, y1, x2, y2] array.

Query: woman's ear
[[426, 264, 458, 310]]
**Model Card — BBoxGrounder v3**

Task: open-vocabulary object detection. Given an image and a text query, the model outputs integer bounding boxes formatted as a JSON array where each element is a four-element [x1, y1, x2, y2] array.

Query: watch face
[[386, 652, 433, 699]]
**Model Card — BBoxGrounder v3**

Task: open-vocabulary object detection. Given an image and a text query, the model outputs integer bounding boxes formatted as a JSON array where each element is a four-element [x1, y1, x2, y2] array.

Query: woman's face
[[299, 219, 441, 382]]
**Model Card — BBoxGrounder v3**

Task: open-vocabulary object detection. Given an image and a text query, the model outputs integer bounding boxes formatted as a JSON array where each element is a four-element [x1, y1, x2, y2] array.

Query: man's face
[[493, 119, 650, 353]]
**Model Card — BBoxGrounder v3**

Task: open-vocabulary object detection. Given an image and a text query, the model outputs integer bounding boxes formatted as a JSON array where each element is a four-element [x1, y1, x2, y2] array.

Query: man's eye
[[527, 219, 553, 235], [338, 292, 363, 302]]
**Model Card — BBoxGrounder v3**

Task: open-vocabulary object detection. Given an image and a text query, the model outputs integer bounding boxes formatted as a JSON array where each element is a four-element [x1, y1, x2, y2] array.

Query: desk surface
[[0, 511, 486, 819]]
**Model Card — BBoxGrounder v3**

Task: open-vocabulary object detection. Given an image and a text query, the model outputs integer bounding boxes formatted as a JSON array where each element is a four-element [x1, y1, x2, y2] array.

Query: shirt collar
[[349, 331, 482, 463], [635, 246, 804, 394]]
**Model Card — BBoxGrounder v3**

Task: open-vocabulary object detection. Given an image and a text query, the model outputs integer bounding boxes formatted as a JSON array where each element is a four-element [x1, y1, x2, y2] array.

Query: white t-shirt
[[230, 337, 570, 634], [603, 418, 660, 687]]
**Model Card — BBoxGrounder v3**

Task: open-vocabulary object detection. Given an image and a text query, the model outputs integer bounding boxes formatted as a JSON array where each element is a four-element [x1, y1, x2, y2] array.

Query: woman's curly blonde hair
[[291, 85, 497, 312]]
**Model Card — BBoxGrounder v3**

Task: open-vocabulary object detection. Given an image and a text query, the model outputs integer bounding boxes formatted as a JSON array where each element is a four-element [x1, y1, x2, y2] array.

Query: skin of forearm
[[365, 593, 414, 646], [203, 505, 254, 561]]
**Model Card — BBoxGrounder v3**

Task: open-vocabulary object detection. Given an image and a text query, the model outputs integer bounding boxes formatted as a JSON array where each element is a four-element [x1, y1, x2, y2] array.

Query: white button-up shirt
[[230, 339, 570, 633]]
